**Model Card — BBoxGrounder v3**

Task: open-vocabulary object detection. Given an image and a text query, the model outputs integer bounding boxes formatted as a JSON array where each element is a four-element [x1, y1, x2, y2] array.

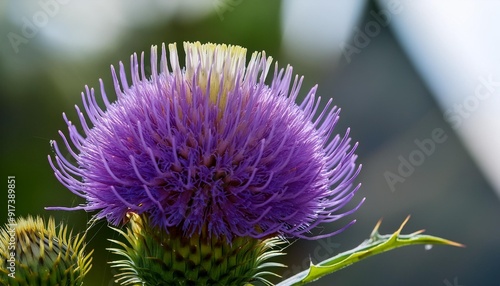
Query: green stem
[[277, 216, 464, 286]]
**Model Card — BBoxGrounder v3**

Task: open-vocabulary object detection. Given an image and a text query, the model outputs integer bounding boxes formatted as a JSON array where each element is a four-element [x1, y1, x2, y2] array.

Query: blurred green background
[[1, 1, 499, 285]]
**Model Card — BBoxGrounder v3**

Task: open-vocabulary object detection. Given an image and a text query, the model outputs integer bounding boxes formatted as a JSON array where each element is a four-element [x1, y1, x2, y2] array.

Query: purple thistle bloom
[[48, 42, 363, 241]]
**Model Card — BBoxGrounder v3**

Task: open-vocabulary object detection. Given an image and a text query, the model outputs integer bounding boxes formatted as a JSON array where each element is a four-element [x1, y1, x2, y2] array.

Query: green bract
[[108, 213, 285, 286], [0, 216, 93, 286]]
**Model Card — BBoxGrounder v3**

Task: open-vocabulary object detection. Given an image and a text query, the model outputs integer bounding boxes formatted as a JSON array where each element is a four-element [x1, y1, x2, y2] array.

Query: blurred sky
[[1, 1, 499, 285]]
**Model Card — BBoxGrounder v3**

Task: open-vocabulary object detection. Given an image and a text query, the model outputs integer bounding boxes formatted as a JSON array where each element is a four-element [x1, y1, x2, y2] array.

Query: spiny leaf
[[277, 216, 464, 286]]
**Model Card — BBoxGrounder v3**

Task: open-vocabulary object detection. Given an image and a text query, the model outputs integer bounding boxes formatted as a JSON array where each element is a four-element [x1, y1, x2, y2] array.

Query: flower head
[[0, 216, 92, 286], [48, 42, 362, 241]]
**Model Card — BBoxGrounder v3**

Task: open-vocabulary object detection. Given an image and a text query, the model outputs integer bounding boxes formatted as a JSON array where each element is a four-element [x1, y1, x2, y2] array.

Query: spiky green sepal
[[0, 216, 93, 286], [108, 213, 285, 286]]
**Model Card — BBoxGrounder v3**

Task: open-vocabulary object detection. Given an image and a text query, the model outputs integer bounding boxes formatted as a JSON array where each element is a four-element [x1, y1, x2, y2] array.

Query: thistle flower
[[48, 41, 362, 241], [0, 216, 92, 286]]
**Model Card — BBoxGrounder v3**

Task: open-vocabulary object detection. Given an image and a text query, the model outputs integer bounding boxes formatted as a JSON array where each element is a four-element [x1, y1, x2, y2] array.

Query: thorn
[[370, 218, 383, 238], [395, 215, 411, 236], [442, 239, 466, 248], [409, 229, 426, 235]]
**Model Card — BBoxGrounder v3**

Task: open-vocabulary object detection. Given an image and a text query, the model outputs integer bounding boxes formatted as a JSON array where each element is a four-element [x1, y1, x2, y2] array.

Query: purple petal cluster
[[48, 42, 362, 240]]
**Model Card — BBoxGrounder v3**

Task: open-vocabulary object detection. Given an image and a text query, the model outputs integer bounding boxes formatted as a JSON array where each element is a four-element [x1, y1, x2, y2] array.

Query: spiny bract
[[0, 216, 92, 286]]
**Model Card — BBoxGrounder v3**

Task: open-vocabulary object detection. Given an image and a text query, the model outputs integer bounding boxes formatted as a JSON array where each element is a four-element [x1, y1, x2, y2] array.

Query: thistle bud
[[0, 216, 93, 286]]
